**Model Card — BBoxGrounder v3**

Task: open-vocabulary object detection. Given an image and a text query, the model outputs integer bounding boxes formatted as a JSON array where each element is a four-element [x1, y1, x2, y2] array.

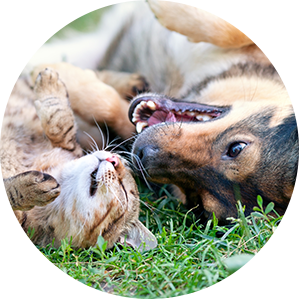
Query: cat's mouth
[[89, 155, 120, 197], [90, 167, 99, 197], [129, 95, 228, 133]]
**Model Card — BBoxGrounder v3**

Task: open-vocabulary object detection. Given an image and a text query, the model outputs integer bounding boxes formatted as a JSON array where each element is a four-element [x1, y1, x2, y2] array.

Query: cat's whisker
[[83, 131, 100, 152], [104, 122, 110, 150], [104, 137, 123, 152], [110, 135, 137, 152], [92, 116, 106, 150], [130, 152, 150, 176], [131, 155, 153, 192], [109, 188, 125, 211]]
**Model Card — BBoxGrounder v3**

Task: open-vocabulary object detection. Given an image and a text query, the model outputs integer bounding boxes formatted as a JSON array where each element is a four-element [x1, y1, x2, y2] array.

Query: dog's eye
[[227, 142, 247, 158]]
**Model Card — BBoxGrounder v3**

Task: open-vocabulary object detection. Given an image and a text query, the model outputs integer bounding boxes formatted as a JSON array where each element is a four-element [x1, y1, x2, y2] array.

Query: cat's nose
[[106, 155, 119, 167]]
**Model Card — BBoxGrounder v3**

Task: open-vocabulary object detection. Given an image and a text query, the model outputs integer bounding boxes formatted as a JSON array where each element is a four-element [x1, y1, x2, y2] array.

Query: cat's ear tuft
[[118, 220, 157, 252]]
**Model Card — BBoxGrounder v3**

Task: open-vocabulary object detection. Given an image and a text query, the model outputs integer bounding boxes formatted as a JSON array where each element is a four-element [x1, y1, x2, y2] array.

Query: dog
[[25, 1, 298, 223]]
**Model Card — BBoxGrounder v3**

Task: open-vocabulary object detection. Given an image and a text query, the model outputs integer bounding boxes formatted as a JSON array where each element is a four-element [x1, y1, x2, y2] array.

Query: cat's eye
[[226, 142, 247, 158]]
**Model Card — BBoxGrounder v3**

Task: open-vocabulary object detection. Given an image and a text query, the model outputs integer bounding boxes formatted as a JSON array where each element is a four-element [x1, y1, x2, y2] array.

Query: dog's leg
[[31, 63, 135, 139], [148, 0, 298, 48], [95, 70, 149, 100]]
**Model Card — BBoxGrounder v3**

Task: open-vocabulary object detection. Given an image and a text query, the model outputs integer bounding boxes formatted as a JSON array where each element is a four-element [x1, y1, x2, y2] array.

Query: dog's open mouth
[[129, 95, 228, 133]]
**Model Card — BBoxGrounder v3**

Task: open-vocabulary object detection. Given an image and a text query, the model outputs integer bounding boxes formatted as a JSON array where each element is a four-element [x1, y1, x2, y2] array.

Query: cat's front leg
[[33, 68, 82, 157], [31, 63, 136, 139], [4, 171, 60, 211]]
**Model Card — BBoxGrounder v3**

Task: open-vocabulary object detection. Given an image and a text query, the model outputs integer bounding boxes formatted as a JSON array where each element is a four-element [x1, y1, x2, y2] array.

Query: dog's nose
[[134, 144, 159, 166]]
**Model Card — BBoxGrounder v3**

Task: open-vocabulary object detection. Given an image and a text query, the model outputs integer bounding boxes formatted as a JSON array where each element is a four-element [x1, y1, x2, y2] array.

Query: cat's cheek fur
[[44, 154, 129, 248]]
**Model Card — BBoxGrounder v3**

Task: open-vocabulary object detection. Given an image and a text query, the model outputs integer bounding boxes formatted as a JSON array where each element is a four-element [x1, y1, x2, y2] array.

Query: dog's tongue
[[148, 111, 176, 126], [165, 112, 177, 122]]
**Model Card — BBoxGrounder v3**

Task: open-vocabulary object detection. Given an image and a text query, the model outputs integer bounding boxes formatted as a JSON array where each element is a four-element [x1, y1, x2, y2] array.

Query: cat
[[1, 67, 157, 251]]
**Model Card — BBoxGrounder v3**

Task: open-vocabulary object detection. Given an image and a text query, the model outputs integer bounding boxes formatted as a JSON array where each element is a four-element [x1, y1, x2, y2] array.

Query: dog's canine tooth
[[132, 116, 138, 123], [136, 121, 148, 133], [136, 102, 144, 111], [147, 100, 156, 110]]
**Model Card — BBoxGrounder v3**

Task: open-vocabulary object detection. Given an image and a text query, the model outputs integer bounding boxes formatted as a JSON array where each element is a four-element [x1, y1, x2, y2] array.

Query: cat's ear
[[119, 220, 157, 252]]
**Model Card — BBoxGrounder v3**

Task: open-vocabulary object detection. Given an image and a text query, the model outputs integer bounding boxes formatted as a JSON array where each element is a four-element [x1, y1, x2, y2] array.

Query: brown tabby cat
[[1, 67, 157, 251]]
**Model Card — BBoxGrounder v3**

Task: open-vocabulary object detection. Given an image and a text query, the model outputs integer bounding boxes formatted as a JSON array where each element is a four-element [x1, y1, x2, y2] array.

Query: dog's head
[[129, 63, 298, 223]]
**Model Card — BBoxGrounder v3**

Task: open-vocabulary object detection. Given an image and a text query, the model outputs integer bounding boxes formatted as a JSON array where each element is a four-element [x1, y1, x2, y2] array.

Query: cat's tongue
[[148, 111, 177, 126]]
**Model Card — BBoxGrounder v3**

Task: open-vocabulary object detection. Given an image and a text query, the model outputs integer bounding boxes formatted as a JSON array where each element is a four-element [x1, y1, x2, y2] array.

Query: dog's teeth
[[196, 114, 212, 121], [147, 101, 156, 110], [132, 116, 138, 122], [202, 115, 212, 121], [136, 122, 148, 133], [186, 111, 195, 116], [136, 102, 145, 110]]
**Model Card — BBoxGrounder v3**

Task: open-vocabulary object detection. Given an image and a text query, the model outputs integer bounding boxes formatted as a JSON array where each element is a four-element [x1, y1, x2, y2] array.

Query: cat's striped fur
[[0, 65, 156, 249]]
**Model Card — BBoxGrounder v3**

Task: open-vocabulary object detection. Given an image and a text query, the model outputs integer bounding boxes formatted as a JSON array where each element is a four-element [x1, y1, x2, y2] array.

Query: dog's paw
[[148, 0, 186, 35], [129, 74, 150, 96], [147, 0, 169, 26], [20, 171, 60, 210]]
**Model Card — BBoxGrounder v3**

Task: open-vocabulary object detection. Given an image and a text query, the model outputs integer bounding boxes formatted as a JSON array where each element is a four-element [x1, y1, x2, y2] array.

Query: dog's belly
[[97, 2, 267, 98]]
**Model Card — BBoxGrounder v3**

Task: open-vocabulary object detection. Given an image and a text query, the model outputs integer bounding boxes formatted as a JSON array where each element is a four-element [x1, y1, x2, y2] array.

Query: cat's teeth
[[136, 121, 148, 133], [147, 101, 156, 110]]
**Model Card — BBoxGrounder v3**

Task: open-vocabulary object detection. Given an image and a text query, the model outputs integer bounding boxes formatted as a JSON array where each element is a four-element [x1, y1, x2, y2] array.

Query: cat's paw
[[9, 171, 61, 211], [34, 68, 68, 102]]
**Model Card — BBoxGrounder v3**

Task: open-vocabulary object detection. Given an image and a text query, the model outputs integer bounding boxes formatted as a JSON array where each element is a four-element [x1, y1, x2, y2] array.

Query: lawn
[[0, 0, 300, 299]]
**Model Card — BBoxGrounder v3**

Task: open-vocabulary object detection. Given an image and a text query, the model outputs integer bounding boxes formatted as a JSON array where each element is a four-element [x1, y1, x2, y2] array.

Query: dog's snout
[[134, 144, 159, 166]]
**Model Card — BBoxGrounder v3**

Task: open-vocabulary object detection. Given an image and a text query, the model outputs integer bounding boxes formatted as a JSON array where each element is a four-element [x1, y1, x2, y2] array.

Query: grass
[[0, 189, 300, 299], [37, 7, 282, 298]]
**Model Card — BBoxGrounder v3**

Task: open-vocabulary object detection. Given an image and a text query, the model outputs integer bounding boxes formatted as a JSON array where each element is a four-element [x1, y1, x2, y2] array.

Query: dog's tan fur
[[126, 1, 297, 222]]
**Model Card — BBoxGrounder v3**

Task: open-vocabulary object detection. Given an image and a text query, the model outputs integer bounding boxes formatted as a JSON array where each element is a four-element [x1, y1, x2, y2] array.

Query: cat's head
[[53, 150, 157, 252]]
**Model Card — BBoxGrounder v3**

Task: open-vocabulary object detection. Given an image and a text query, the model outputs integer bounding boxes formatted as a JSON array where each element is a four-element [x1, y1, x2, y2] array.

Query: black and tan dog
[[26, 1, 298, 223], [125, 1, 298, 223]]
